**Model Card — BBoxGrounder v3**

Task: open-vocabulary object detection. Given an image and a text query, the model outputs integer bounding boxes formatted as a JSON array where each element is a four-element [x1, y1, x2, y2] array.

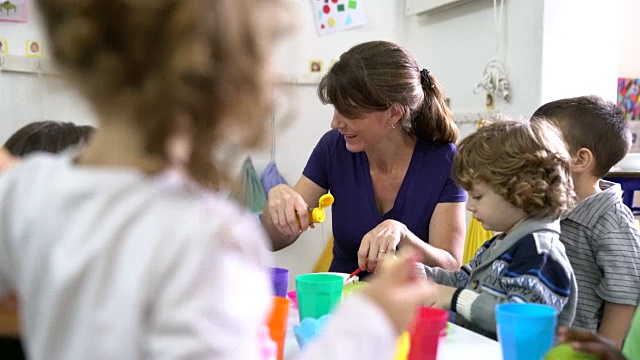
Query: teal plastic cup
[[295, 273, 343, 321], [496, 303, 558, 360]]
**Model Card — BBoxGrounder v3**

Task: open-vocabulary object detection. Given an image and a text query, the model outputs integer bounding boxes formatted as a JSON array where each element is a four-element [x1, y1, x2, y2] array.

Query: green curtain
[[239, 156, 267, 215]]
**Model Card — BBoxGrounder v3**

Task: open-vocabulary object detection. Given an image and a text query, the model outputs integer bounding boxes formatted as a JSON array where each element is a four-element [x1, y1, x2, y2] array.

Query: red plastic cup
[[267, 296, 290, 360], [408, 307, 448, 360]]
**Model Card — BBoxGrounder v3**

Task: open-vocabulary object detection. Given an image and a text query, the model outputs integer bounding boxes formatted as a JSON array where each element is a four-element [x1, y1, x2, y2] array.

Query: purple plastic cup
[[270, 267, 289, 297]]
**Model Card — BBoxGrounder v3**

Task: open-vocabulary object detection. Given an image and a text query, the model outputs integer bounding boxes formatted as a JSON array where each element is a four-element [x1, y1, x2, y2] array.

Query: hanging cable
[[474, 0, 511, 103], [492, 0, 504, 57]]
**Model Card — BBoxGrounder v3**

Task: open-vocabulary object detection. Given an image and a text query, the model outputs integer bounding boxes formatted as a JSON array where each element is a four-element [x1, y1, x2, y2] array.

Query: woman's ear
[[572, 148, 595, 174], [388, 104, 403, 124]]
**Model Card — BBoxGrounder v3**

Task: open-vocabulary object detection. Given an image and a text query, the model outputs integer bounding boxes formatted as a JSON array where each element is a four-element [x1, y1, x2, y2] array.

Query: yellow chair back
[[463, 217, 494, 264]]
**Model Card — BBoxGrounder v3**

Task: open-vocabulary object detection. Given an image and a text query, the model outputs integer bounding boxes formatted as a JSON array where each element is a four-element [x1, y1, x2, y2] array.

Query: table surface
[[606, 171, 640, 178], [283, 304, 503, 360]]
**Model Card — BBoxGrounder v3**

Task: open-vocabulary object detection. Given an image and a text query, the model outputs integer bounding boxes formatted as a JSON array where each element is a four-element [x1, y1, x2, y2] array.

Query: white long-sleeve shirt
[[0, 153, 396, 360]]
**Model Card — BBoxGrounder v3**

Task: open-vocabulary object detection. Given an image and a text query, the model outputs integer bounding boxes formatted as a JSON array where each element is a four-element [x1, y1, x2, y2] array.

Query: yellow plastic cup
[[393, 332, 410, 360]]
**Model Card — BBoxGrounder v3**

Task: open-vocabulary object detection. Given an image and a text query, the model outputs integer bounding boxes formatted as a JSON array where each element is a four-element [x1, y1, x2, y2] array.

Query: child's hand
[[556, 326, 627, 360], [360, 246, 430, 335]]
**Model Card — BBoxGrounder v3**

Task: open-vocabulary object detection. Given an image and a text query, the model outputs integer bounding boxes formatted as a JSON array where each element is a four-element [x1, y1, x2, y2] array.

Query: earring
[[389, 122, 395, 129]]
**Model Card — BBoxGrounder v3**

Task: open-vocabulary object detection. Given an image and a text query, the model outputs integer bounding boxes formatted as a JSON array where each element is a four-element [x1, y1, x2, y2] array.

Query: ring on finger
[[379, 249, 388, 253]]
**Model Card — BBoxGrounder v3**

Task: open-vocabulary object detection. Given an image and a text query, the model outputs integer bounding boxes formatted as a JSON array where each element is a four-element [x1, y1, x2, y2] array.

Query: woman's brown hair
[[36, 0, 289, 189], [318, 40, 457, 143]]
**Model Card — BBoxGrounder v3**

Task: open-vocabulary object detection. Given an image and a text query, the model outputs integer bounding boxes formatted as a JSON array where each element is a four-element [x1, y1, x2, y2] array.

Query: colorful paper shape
[[618, 78, 640, 120], [26, 40, 42, 58], [0, 38, 7, 55], [312, 0, 367, 36]]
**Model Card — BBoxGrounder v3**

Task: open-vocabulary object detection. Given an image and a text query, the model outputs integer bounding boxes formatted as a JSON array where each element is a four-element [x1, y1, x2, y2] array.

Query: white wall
[[404, 0, 544, 118], [540, 0, 623, 104], [619, 0, 640, 78], [0, 7, 97, 140]]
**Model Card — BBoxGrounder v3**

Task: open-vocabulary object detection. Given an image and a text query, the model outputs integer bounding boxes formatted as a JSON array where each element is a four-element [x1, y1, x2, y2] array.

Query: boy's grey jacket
[[422, 218, 577, 339]]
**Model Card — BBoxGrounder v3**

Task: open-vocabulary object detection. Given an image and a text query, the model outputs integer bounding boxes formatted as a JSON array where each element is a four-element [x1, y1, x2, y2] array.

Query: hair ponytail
[[412, 74, 458, 144]]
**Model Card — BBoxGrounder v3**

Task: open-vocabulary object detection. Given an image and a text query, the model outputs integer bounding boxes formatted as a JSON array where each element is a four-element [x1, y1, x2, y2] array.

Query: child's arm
[[422, 263, 471, 288], [421, 240, 488, 287], [595, 225, 640, 348], [599, 302, 636, 349], [450, 235, 572, 334]]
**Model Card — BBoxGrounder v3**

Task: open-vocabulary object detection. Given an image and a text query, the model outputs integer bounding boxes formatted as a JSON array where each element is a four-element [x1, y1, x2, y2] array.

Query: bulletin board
[[312, 0, 367, 36], [618, 78, 640, 153]]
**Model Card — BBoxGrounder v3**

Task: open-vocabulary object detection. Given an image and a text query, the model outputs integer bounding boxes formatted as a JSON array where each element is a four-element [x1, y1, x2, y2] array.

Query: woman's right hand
[[267, 184, 313, 236]]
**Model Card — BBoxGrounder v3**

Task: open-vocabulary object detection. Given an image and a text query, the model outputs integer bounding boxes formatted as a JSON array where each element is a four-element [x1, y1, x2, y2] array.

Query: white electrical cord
[[474, 0, 511, 102], [0, 57, 3, 116], [492, 0, 504, 56]]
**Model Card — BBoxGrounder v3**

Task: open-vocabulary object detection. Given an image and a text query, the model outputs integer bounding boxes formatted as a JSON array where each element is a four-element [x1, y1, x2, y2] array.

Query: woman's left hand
[[357, 220, 408, 272]]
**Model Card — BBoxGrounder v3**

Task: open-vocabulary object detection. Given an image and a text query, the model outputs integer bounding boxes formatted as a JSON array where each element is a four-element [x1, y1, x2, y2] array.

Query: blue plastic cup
[[270, 267, 289, 297], [496, 303, 558, 360]]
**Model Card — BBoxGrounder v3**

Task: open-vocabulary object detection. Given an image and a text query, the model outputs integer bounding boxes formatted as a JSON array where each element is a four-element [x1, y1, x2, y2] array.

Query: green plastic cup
[[296, 273, 343, 321]]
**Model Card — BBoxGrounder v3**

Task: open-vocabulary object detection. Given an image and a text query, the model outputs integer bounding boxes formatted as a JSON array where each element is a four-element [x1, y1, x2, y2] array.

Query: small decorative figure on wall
[[26, 39, 42, 57], [0, 0, 28, 23], [310, 60, 322, 73], [0, 38, 7, 55]]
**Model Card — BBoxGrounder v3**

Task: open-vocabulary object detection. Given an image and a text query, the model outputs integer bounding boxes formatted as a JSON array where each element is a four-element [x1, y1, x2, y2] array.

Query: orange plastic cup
[[267, 296, 290, 360]]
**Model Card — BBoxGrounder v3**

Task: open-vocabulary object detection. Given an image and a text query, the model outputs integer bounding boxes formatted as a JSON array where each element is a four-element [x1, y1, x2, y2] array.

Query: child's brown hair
[[4, 121, 95, 157], [531, 95, 631, 178], [453, 119, 575, 219], [36, 0, 290, 188]]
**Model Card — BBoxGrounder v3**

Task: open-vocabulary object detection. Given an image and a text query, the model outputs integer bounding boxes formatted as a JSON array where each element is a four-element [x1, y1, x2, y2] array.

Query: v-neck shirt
[[303, 130, 466, 274]]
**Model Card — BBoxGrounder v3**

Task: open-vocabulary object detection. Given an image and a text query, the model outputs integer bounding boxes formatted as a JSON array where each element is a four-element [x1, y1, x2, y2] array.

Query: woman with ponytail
[[263, 40, 466, 276]]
